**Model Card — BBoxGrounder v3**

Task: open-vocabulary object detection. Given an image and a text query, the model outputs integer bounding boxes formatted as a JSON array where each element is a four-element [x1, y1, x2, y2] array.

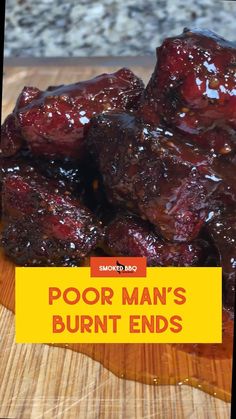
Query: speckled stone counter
[[4, 0, 236, 57]]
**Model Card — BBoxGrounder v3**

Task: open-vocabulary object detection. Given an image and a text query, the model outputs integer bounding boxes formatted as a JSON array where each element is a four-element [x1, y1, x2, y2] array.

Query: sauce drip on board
[[0, 251, 233, 402]]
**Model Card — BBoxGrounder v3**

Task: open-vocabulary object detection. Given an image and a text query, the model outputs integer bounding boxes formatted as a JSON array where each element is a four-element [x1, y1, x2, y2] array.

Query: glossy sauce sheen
[[0, 253, 233, 402], [1, 69, 144, 159], [142, 29, 236, 149]]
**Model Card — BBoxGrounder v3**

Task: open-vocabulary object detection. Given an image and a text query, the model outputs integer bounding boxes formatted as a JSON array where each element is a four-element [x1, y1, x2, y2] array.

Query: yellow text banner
[[15, 267, 222, 343]]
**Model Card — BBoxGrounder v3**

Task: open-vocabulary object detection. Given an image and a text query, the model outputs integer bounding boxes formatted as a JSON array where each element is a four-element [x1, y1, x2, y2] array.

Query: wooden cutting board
[[0, 58, 232, 419]]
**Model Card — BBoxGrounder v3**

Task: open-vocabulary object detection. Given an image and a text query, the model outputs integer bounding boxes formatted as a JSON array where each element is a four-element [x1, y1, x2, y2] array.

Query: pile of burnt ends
[[1, 29, 236, 315]]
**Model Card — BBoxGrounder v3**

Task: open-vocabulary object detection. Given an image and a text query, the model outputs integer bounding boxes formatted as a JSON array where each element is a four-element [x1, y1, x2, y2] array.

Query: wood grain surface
[[0, 60, 232, 419]]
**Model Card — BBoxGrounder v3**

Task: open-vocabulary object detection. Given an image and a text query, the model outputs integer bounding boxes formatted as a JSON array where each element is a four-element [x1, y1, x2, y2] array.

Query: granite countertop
[[4, 0, 236, 57]]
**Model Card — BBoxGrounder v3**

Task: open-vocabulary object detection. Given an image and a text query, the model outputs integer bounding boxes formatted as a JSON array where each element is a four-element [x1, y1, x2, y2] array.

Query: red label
[[90, 257, 147, 277]]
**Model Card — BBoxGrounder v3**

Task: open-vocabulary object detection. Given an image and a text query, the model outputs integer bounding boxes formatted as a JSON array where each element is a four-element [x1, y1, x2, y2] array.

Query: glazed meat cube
[[141, 29, 236, 155], [0, 154, 37, 214], [1, 174, 102, 266], [2, 218, 101, 267], [0, 152, 112, 223], [87, 111, 235, 242], [145, 28, 236, 130], [32, 156, 83, 195], [207, 213, 236, 313], [187, 128, 236, 156], [105, 213, 206, 266], [2, 219, 75, 266], [0, 153, 85, 214], [1, 69, 144, 159], [1, 114, 23, 157]]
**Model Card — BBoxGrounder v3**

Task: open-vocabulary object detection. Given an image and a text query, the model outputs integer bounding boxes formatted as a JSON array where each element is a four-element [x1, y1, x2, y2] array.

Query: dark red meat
[[1, 174, 102, 266], [1, 68, 144, 159], [32, 157, 83, 195], [188, 128, 236, 156], [0, 153, 85, 215], [0, 154, 37, 214], [87, 111, 235, 242], [105, 213, 205, 266], [141, 29, 236, 155], [1, 114, 23, 157]]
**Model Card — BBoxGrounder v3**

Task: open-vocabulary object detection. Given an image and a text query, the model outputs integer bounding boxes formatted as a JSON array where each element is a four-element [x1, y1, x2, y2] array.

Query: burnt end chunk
[[0, 153, 85, 215], [1, 114, 24, 157], [2, 220, 81, 267], [0, 154, 36, 214], [1, 69, 144, 160], [87, 111, 234, 242], [32, 157, 84, 196], [141, 29, 236, 155], [1, 174, 102, 266], [207, 213, 236, 313], [187, 128, 236, 157], [105, 213, 205, 266]]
